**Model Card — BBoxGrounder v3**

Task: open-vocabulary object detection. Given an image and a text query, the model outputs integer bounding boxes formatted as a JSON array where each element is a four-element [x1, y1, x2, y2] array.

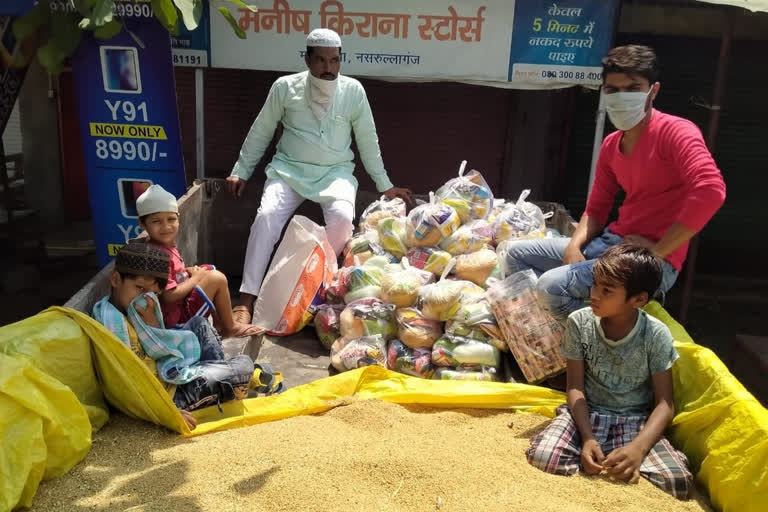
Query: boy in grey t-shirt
[[527, 245, 693, 499]]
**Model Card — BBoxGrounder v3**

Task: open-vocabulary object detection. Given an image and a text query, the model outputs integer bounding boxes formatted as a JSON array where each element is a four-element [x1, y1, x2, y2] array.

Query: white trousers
[[240, 177, 355, 296]]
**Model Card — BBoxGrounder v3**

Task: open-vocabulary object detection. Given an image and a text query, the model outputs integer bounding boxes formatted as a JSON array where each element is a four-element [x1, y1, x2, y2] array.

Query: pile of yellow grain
[[34, 400, 710, 511]]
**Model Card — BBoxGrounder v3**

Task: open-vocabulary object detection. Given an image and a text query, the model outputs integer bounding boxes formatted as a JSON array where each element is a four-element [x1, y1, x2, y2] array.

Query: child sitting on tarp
[[135, 184, 262, 337], [92, 242, 259, 430], [526, 244, 693, 499]]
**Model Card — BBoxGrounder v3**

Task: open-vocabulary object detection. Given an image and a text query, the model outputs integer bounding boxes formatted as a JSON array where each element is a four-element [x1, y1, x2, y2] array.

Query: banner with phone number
[[71, 14, 187, 267], [508, 0, 619, 86]]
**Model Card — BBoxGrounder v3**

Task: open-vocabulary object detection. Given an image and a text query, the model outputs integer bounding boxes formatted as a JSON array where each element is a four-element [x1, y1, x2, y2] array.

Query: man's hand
[[563, 242, 586, 266], [383, 187, 414, 208], [134, 295, 161, 328], [180, 409, 197, 430], [226, 175, 247, 198], [603, 442, 645, 483], [623, 234, 655, 250], [581, 438, 605, 475]]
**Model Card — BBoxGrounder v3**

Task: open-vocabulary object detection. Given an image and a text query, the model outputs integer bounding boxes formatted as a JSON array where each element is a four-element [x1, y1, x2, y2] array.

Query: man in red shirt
[[503, 45, 726, 321]]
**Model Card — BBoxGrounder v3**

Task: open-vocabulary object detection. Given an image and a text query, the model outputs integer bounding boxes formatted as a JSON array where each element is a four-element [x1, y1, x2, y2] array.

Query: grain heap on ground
[[34, 399, 711, 512]]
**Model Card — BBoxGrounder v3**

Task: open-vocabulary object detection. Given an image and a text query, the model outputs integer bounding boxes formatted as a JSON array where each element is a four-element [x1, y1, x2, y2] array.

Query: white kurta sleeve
[[231, 79, 286, 181], [351, 85, 394, 193]]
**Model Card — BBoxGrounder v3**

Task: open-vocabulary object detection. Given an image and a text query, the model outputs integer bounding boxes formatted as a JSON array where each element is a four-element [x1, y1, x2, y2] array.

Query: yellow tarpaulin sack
[[1, 303, 766, 511]]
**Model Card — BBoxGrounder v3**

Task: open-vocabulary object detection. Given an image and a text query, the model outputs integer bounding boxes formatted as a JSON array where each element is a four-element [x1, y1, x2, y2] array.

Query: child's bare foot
[[232, 305, 252, 324], [223, 322, 265, 338]]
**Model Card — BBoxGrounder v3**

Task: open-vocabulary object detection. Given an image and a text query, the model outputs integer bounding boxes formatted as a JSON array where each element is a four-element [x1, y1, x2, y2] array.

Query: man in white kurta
[[227, 29, 412, 320]]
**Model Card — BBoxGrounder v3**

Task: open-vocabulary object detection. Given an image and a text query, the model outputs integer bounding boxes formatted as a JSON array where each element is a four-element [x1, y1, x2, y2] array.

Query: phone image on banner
[[100, 46, 142, 94], [118, 179, 153, 218]]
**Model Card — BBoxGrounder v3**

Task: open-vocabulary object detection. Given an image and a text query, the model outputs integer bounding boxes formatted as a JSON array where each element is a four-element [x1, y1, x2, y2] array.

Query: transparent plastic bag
[[450, 299, 508, 352], [380, 260, 434, 308], [377, 217, 409, 258], [486, 269, 566, 383], [330, 335, 388, 372], [396, 307, 443, 349], [343, 264, 384, 304], [359, 195, 407, 232], [492, 190, 552, 243], [406, 246, 452, 276], [453, 249, 498, 287], [339, 298, 397, 340], [431, 335, 501, 368], [435, 160, 494, 223], [419, 260, 461, 320], [387, 339, 436, 379], [342, 231, 383, 268], [405, 192, 460, 248], [326, 267, 352, 305], [314, 304, 344, 350], [433, 367, 497, 382], [439, 220, 494, 256], [444, 321, 490, 342]]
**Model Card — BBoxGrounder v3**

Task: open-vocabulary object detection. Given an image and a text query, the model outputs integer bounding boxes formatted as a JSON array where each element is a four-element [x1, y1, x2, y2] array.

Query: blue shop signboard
[[171, 0, 211, 67], [509, 0, 619, 87], [72, 14, 187, 266]]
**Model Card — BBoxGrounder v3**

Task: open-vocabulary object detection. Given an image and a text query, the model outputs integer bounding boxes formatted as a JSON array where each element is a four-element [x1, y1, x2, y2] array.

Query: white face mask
[[308, 73, 338, 120], [604, 90, 651, 131]]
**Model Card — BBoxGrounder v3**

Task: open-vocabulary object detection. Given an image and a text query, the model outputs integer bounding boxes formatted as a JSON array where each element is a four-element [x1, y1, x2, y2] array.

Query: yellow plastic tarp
[[1, 304, 766, 511]]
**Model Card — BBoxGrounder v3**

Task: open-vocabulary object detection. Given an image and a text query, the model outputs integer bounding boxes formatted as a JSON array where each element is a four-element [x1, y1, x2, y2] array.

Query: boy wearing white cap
[[136, 184, 262, 337], [226, 28, 413, 322]]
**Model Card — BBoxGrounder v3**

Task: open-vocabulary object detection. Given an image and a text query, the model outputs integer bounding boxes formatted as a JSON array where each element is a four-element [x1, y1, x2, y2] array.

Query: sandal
[[249, 363, 287, 396], [232, 305, 252, 324], [228, 322, 265, 338]]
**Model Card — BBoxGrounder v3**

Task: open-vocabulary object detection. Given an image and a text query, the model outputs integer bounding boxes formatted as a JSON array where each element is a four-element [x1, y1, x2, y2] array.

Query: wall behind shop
[[173, 69, 576, 207]]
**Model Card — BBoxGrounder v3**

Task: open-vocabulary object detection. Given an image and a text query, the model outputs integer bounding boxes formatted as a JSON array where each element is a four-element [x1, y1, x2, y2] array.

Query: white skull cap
[[306, 28, 342, 47], [136, 184, 178, 217]]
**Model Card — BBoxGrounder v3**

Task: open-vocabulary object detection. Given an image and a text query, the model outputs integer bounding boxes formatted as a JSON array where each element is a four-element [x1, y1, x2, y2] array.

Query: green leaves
[[78, 0, 115, 30], [11, 3, 47, 41], [38, 13, 83, 75], [225, 0, 258, 13], [13, 1, 255, 76], [93, 19, 122, 39], [152, 0, 180, 36], [217, 6, 245, 39], [173, 0, 203, 31]]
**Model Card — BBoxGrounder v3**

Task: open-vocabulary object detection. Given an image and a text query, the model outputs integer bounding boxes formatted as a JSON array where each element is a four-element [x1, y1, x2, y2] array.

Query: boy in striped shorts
[[526, 244, 693, 499]]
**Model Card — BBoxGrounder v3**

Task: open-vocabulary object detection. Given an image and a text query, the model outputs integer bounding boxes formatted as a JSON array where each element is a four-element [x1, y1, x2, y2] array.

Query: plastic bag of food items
[[342, 231, 384, 267], [387, 339, 436, 379], [339, 298, 397, 340], [435, 160, 494, 223], [449, 300, 508, 352], [445, 321, 490, 342], [377, 217, 409, 258], [433, 367, 497, 381], [314, 304, 343, 349], [405, 193, 460, 247], [330, 335, 387, 372], [406, 246, 452, 276], [487, 269, 566, 383], [439, 220, 494, 256], [492, 190, 551, 243], [359, 196, 407, 232], [396, 308, 443, 348], [343, 264, 384, 304], [380, 261, 434, 308], [454, 249, 498, 286], [431, 335, 501, 368], [420, 270, 487, 322]]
